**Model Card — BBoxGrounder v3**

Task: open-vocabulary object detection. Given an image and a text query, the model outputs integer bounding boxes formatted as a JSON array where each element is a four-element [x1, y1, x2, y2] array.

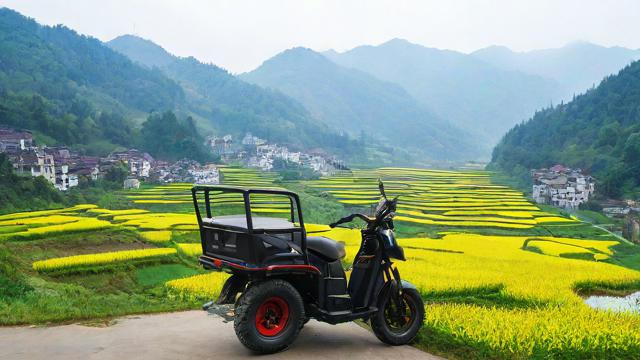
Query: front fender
[[400, 279, 417, 290], [375, 279, 419, 303]]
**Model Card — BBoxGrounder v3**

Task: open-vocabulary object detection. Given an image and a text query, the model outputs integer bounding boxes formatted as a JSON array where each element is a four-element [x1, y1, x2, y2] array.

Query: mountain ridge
[[241, 46, 483, 162], [0, 9, 359, 161], [471, 41, 640, 97], [108, 35, 359, 155], [323, 38, 562, 148]]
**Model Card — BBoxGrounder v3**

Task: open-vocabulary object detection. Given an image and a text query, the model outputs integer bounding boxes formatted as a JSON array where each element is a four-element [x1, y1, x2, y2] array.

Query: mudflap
[[202, 274, 247, 323], [216, 274, 248, 305]]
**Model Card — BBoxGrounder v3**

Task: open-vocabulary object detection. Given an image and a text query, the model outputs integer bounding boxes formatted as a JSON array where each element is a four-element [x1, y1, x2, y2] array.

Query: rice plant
[[32, 248, 178, 272]]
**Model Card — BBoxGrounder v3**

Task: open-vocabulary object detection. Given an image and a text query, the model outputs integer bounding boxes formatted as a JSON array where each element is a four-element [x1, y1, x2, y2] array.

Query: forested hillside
[[0, 10, 183, 113], [241, 47, 480, 162], [0, 8, 210, 158], [108, 35, 358, 154], [490, 60, 640, 198]]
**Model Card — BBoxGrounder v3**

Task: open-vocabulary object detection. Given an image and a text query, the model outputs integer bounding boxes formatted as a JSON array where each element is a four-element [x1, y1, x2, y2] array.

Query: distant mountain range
[[471, 42, 640, 97], [323, 39, 561, 146], [0, 8, 184, 155], [240, 47, 481, 161], [323, 39, 640, 148]]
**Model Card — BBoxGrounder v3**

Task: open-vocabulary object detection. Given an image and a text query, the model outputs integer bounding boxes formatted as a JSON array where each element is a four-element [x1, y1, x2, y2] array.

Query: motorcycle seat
[[306, 236, 346, 261]]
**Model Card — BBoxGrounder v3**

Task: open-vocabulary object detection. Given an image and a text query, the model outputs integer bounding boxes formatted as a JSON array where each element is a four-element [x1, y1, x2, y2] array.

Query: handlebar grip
[[329, 214, 352, 228], [330, 213, 371, 228], [329, 217, 347, 228]]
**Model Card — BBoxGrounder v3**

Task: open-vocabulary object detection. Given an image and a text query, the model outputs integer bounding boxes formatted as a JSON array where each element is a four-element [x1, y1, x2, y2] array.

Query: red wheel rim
[[255, 296, 290, 337]]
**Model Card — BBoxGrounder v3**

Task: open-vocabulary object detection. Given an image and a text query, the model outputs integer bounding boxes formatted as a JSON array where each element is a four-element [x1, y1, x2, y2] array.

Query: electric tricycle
[[192, 181, 424, 353]]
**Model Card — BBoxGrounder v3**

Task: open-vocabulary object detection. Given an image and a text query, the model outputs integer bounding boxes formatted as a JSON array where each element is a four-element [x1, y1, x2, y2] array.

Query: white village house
[[10, 148, 57, 184]]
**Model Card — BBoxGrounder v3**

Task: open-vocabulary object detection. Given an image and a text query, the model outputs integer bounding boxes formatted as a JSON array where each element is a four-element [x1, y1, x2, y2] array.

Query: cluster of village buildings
[[207, 132, 347, 175], [1, 128, 99, 190], [530, 164, 640, 244], [531, 165, 596, 209], [1, 127, 344, 191], [0, 127, 220, 190], [530, 165, 640, 216]]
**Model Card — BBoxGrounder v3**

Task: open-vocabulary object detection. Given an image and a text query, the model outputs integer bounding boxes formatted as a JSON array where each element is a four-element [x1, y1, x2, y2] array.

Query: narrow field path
[[0, 311, 442, 360]]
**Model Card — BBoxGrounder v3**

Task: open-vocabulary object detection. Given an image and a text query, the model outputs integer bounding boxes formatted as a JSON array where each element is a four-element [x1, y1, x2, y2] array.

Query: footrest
[[205, 303, 235, 322]]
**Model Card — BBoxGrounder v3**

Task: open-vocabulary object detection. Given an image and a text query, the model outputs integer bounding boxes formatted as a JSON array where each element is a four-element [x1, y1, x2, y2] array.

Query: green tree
[[597, 122, 620, 147], [0, 154, 63, 214], [103, 162, 129, 184], [623, 133, 640, 168], [140, 111, 211, 162]]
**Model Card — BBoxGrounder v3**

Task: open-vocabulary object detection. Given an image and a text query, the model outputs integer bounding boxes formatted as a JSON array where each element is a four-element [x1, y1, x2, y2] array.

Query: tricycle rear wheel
[[234, 279, 305, 353]]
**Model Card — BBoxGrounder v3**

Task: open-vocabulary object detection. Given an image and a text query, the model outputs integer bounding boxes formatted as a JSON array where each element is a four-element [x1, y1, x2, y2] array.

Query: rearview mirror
[[378, 179, 387, 199]]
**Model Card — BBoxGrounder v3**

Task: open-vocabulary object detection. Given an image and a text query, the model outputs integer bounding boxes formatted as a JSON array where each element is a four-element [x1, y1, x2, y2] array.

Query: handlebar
[[329, 213, 372, 228], [328, 180, 397, 229]]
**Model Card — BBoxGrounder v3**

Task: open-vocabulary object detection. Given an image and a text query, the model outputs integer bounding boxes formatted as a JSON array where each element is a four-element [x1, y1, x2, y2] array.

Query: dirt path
[[0, 311, 442, 360]]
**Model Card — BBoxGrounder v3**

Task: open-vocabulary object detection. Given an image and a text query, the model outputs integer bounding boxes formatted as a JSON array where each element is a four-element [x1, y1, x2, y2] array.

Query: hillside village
[[209, 132, 347, 174], [531, 164, 640, 243], [0, 127, 345, 191], [531, 165, 595, 209]]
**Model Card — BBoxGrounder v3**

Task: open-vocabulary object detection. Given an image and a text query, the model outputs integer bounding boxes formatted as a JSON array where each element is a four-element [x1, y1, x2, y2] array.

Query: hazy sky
[[1, 0, 639, 73]]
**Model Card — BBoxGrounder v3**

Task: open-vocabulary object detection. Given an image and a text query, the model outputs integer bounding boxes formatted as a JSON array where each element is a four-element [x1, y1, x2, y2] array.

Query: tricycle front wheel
[[371, 286, 424, 345], [234, 279, 305, 353]]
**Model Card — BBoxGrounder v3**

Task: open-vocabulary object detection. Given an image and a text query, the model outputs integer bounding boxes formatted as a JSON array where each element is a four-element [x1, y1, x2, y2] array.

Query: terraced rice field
[[302, 168, 640, 357], [290, 224, 640, 358], [176, 243, 202, 256], [113, 213, 197, 230], [120, 167, 289, 216], [0, 204, 114, 241], [307, 168, 581, 231], [165, 272, 228, 300], [1, 167, 640, 358], [139, 230, 172, 243], [218, 166, 279, 188], [122, 167, 280, 205], [32, 248, 178, 273]]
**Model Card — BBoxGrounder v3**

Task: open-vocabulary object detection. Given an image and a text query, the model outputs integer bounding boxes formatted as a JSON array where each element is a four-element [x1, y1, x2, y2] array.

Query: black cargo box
[[192, 185, 307, 267]]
